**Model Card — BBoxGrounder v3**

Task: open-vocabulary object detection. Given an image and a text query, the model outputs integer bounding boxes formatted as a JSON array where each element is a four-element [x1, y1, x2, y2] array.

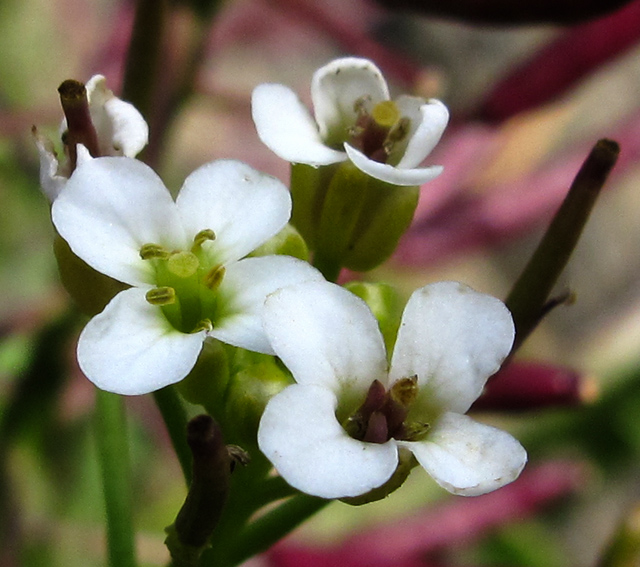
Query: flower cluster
[[40, 62, 526, 501]]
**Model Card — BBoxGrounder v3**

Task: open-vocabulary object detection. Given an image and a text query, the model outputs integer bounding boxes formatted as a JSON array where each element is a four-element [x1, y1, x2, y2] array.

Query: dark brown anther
[[58, 79, 101, 169], [363, 411, 389, 443]]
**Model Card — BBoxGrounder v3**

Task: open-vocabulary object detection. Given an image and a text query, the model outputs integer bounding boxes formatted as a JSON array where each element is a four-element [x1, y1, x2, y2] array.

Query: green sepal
[[249, 223, 310, 261], [344, 281, 404, 357], [290, 162, 338, 251], [177, 339, 230, 415], [291, 162, 419, 279], [222, 349, 294, 450], [54, 234, 128, 316], [340, 448, 417, 506]]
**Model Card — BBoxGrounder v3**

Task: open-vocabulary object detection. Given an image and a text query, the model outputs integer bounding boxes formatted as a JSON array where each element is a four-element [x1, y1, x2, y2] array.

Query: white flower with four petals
[[258, 280, 527, 499], [34, 75, 149, 201], [252, 57, 449, 186], [52, 157, 323, 395]]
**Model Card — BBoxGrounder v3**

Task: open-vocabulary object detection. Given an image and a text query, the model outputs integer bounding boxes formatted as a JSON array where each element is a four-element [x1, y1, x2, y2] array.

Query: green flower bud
[[250, 223, 309, 261], [290, 162, 418, 280], [54, 234, 127, 316], [345, 281, 404, 356], [223, 349, 293, 449], [178, 339, 230, 414]]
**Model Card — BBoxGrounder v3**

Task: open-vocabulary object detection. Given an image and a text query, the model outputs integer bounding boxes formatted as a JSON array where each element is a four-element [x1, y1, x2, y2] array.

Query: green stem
[[224, 494, 328, 567], [153, 386, 192, 485], [506, 138, 619, 349], [95, 390, 137, 567]]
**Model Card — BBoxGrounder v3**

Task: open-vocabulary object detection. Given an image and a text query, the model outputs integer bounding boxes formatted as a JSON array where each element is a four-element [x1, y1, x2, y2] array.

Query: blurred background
[[2, 0, 640, 565]]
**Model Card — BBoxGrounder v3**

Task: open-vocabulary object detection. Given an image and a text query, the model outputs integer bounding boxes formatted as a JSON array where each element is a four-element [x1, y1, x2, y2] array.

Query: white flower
[[258, 281, 526, 499], [34, 75, 149, 201], [51, 157, 323, 395], [252, 57, 449, 186]]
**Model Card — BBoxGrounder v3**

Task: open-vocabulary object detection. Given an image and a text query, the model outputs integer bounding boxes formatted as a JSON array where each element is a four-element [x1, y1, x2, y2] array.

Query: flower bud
[[177, 339, 230, 414], [249, 223, 309, 261], [223, 349, 294, 449], [473, 361, 598, 412], [291, 162, 419, 279], [345, 281, 404, 355]]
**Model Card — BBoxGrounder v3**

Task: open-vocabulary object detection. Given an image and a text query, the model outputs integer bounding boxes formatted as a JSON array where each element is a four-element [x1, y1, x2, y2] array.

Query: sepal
[[53, 234, 128, 316], [340, 447, 417, 505]]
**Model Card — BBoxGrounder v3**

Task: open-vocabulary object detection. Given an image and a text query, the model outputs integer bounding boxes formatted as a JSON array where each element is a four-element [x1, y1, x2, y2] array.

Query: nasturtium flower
[[258, 281, 526, 499], [52, 157, 323, 395], [252, 57, 449, 186], [34, 75, 148, 201]]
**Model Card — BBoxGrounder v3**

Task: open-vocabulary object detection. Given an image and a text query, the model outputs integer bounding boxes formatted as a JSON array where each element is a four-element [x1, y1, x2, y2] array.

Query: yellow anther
[[145, 287, 176, 305], [193, 229, 216, 250], [167, 251, 200, 278], [140, 243, 170, 260], [192, 319, 213, 333], [204, 265, 226, 291], [372, 100, 401, 128], [389, 375, 419, 407]]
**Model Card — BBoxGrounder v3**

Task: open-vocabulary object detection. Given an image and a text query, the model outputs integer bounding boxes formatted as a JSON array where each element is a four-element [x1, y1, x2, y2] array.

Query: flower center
[[348, 98, 410, 164], [343, 376, 429, 444], [140, 229, 224, 333]]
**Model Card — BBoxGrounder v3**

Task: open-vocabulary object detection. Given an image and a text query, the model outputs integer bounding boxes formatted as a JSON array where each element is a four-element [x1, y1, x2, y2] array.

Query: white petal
[[211, 255, 324, 354], [86, 75, 149, 158], [263, 281, 388, 408], [52, 157, 186, 286], [396, 98, 449, 169], [33, 131, 67, 201], [78, 287, 206, 395], [390, 281, 515, 415], [252, 84, 346, 166], [401, 412, 526, 496], [258, 384, 398, 498], [312, 57, 389, 143], [344, 143, 443, 186], [177, 160, 292, 265]]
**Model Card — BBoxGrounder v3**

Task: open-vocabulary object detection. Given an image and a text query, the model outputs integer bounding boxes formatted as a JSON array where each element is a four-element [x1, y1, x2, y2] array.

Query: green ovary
[[141, 234, 224, 333]]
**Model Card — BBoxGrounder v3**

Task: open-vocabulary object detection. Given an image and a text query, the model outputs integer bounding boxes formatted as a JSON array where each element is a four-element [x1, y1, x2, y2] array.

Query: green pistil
[[371, 100, 401, 128], [167, 251, 200, 278], [140, 234, 225, 334]]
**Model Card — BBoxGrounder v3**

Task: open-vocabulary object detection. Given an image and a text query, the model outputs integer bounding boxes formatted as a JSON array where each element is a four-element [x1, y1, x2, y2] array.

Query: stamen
[[384, 117, 411, 153], [146, 287, 176, 305], [167, 251, 200, 278], [192, 229, 216, 251], [389, 375, 418, 407], [140, 243, 170, 260], [192, 319, 213, 333], [204, 265, 226, 291]]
